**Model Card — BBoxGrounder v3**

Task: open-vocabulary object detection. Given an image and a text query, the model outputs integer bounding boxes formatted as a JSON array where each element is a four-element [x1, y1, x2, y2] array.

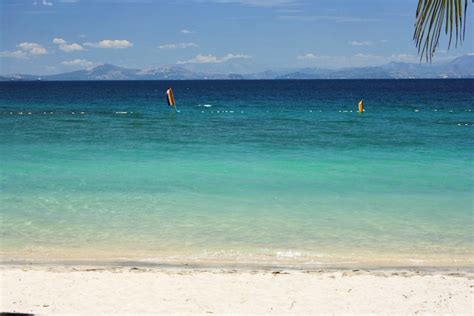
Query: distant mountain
[[437, 55, 474, 78], [179, 58, 256, 75], [278, 55, 474, 79], [1, 73, 45, 81], [45, 64, 140, 80], [45, 64, 241, 80], [137, 66, 201, 80], [1, 55, 473, 81]]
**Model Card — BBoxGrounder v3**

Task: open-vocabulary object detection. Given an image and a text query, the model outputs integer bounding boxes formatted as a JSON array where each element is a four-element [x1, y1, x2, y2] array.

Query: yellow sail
[[358, 99, 364, 113]]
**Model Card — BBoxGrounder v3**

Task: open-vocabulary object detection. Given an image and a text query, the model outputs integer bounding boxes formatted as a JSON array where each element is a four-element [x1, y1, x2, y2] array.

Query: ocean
[[0, 79, 473, 268]]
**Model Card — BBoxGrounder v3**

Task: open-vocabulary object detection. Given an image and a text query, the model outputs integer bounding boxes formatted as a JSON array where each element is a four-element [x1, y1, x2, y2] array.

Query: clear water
[[1, 80, 473, 267]]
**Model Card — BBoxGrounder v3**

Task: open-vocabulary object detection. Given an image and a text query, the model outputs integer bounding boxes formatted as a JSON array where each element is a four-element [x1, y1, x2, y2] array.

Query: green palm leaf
[[414, 0, 470, 62]]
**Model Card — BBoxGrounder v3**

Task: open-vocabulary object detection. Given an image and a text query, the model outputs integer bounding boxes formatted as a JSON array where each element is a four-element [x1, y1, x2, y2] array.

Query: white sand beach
[[1, 266, 472, 315]]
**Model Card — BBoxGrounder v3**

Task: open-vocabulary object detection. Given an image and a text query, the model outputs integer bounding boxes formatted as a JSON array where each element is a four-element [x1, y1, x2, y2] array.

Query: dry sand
[[1, 266, 473, 315]]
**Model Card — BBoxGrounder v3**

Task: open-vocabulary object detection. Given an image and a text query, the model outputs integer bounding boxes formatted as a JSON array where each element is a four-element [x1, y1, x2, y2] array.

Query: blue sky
[[1, 0, 473, 75]]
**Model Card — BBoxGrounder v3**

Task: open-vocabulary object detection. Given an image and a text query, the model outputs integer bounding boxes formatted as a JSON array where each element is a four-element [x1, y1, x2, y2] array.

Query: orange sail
[[166, 88, 176, 107]]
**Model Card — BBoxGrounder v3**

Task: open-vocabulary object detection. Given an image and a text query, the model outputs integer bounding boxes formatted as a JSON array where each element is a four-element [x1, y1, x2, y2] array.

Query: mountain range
[[1, 55, 473, 81]]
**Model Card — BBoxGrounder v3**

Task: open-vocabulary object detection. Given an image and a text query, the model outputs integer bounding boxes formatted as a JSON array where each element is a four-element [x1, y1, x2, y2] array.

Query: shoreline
[[1, 259, 474, 273], [2, 249, 473, 271], [1, 265, 472, 314]]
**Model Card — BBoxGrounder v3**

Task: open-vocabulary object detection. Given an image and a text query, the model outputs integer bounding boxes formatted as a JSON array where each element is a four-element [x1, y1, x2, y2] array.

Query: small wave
[[276, 250, 327, 259], [115, 111, 128, 114], [197, 104, 213, 108], [276, 250, 303, 258], [407, 258, 424, 265]]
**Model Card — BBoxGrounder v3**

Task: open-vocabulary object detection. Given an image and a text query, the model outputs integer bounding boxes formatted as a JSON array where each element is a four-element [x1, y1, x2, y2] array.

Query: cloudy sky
[[1, 0, 473, 75]]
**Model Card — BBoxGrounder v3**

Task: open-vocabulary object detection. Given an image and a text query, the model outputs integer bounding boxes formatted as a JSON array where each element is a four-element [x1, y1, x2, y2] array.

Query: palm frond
[[414, 0, 469, 62]]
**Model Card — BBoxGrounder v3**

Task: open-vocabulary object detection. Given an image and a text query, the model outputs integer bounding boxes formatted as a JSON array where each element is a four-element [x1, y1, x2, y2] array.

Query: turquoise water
[[1, 80, 473, 267]]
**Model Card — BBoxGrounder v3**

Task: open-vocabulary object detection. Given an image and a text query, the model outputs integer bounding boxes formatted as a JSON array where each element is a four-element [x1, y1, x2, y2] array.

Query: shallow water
[[0, 80, 473, 267]]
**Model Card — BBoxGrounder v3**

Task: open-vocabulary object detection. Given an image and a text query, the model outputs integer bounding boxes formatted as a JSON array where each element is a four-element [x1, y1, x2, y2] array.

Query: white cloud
[[277, 15, 380, 23], [159, 42, 198, 49], [209, 0, 297, 7], [296, 54, 389, 68], [1, 42, 47, 59], [177, 53, 251, 64], [354, 53, 379, 59], [349, 41, 372, 46], [61, 59, 93, 68], [0, 50, 29, 59], [33, 0, 53, 6], [178, 54, 219, 64], [53, 38, 84, 52], [180, 29, 192, 34], [391, 54, 418, 62], [59, 43, 84, 52], [297, 53, 319, 60], [216, 53, 251, 62], [83, 40, 133, 49], [17, 42, 47, 55], [276, 8, 302, 13], [53, 38, 66, 44]]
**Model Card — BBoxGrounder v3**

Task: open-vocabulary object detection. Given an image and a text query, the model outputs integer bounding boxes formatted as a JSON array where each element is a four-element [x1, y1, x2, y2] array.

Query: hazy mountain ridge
[[278, 56, 474, 79], [2, 55, 473, 81]]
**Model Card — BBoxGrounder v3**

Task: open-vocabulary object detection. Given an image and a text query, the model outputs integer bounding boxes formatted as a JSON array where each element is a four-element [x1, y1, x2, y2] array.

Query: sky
[[1, 0, 473, 75]]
